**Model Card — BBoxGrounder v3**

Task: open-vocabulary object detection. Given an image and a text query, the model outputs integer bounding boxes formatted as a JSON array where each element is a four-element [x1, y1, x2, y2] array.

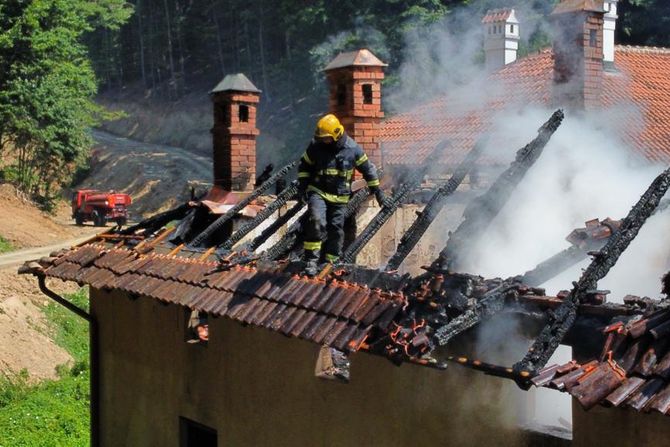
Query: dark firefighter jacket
[[297, 134, 380, 204]]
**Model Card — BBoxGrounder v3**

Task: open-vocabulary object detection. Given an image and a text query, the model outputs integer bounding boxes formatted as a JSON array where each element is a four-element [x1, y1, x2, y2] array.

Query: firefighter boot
[[303, 246, 321, 277], [304, 259, 319, 277]]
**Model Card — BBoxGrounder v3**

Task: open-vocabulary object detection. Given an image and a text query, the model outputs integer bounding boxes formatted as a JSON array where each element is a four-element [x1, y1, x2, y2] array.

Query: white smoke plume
[[461, 108, 669, 301], [383, 0, 670, 433]]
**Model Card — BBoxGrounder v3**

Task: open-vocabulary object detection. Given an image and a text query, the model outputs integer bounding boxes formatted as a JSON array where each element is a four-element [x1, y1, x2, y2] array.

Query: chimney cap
[[551, 0, 604, 15], [324, 48, 387, 71], [482, 8, 518, 24], [211, 73, 261, 94]]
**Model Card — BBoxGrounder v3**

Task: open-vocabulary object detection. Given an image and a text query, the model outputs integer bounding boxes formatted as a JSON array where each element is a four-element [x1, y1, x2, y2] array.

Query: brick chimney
[[550, 0, 605, 111], [324, 49, 387, 168], [482, 8, 520, 72], [210, 73, 260, 192]]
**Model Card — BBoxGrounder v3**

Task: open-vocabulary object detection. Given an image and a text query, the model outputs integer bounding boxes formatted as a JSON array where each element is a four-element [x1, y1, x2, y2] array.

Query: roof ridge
[[615, 45, 670, 54]]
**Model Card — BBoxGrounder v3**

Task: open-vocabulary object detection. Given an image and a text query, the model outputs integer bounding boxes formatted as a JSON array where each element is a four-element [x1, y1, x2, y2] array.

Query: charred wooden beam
[[433, 282, 520, 346], [384, 140, 484, 272], [340, 182, 414, 263], [522, 218, 625, 286], [521, 246, 587, 287], [340, 141, 449, 264], [119, 201, 193, 236], [434, 109, 564, 271], [220, 181, 299, 251], [514, 166, 670, 375], [242, 200, 305, 253], [188, 161, 297, 248], [262, 187, 371, 261], [448, 355, 533, 382]]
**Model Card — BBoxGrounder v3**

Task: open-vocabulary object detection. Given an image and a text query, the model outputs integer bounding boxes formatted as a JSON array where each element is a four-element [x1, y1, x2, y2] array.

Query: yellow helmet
[[315, 114, 344, 141]]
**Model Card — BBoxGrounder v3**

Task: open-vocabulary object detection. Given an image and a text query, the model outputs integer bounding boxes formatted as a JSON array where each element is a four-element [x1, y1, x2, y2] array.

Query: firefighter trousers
[[303, 192, 346, 263]]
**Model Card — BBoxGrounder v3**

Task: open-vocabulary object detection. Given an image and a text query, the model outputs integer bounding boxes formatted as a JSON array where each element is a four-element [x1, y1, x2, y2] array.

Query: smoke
[[382, 0, 670, 433], [459, 108, 670, 301], [385, 0, 670, 301], [386, 0, 554, 113]]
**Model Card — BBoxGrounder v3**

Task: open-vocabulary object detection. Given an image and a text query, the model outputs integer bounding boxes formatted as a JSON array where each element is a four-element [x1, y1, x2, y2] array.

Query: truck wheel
[[92, 210, 105, 227], [75, 213, 84, 226]]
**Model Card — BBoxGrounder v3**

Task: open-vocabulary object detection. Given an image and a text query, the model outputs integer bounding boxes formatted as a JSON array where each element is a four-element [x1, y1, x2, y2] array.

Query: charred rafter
[[220, 181, 299, 251], [262, 187, 371, 261], [341, 140, 449, 264], [521, 218, 622, 286], [384, 139, 485, 272], [188, 161, 297, 248], [515, 166, 670, 375], [435, 110, 564, 271]]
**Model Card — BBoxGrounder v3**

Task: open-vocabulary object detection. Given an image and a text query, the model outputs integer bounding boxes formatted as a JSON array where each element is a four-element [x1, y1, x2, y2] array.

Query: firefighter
[[297, 114, 386, 276]]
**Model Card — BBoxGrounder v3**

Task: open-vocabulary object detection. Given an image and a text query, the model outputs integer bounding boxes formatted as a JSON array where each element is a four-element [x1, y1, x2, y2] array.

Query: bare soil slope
[[0, 269, 78, 381], [80, 130, 213, 218], [0, 185, 97, 380], [0, 184, 86, 249], [0, 130, 212, 380]]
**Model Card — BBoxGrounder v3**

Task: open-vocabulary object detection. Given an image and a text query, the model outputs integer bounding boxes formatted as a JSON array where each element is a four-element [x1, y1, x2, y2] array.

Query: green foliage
[[0, 0, 131, 208], [42, 288, 90, 362], [0, 288, 90, 446], [617, 0, 670, 47], [0, 235, 13, 254]]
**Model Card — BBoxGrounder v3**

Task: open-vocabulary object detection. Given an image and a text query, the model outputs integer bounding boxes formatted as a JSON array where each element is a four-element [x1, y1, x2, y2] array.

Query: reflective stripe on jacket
[[297, 134, 379, 203]]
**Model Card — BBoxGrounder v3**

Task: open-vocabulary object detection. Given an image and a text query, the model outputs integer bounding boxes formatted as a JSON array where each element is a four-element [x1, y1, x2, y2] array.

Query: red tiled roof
[[481, 9, 514, 24], [381, 46, 670, 166], [551, 0, 604, 15], [40, 244, 404, 352]]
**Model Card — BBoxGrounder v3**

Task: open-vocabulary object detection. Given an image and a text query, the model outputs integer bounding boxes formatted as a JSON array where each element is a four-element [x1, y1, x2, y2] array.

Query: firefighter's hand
[[374, 188, 388, 208], [297, 188, 308, 204], [297, 180, 309, 204]]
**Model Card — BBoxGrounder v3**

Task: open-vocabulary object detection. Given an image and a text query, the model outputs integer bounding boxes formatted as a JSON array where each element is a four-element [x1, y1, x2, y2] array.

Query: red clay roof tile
[[381, 46, 670, 166]]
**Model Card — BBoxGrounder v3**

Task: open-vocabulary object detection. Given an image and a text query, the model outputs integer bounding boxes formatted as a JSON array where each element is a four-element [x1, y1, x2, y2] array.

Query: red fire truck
[[71, 190, 132, 227]]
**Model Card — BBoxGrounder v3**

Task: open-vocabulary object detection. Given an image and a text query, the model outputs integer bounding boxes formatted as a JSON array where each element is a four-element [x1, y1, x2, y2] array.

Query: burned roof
[[534, 307, 670, 415], [20, 110, 670, 418]]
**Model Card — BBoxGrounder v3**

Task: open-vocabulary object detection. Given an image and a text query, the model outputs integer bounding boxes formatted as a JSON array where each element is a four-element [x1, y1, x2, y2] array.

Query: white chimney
[[482, 8, 520, 72], [603, 0, 618, 67]]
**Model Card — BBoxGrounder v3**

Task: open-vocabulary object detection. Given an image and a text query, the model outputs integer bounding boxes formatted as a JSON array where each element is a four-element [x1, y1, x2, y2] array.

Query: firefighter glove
[[297, 179, 309, 203], [374, 188, 388, 208]]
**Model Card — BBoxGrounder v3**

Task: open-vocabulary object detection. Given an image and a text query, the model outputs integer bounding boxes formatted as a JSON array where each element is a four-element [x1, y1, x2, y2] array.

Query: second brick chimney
[[324, 49, 387, 169], [550, 0, 605, 111], [210, 73, 260, 192]]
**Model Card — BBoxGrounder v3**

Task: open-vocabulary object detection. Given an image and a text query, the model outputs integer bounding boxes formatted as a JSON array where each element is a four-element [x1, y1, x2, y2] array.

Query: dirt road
[[0, 130, 214, 380], [83, 129, 213, 217], [0, 233, 99, 268]]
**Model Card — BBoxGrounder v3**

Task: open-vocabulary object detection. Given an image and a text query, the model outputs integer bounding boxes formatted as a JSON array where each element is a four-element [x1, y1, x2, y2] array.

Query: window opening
[[510, 24, 515, 33], [362, 84, 373, 105], [590, 29, 597, 47], [180, 418, 217, 447], [238, 104, 249, 123]]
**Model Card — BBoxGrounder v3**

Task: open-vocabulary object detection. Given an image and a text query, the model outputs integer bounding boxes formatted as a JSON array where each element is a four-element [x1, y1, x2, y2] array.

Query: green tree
[[617, 0, 670, 47], [0, 0, 131, 206]]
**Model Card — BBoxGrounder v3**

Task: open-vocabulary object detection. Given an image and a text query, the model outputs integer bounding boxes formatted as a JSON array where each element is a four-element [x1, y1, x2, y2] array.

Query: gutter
[[37, 275, 90, 321], [35, 274, 99, 447]]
